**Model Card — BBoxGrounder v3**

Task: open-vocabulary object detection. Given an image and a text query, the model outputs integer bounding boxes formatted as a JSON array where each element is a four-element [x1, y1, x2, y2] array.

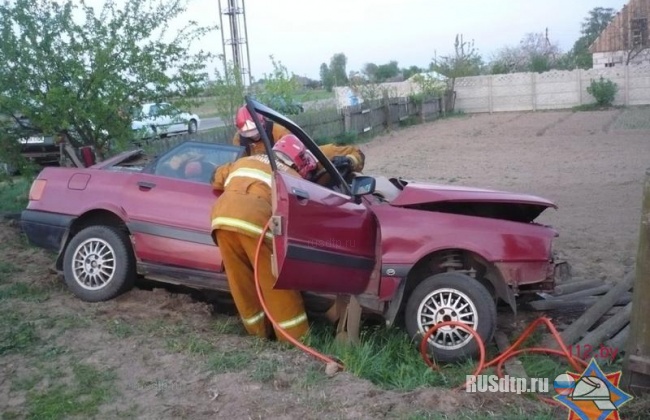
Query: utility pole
[[622, 167, 650, 395], [218, 0, 252, 86]]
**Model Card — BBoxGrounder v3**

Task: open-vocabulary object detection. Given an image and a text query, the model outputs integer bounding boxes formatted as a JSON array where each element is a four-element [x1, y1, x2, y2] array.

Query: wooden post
[[343, 107, 352, 134], [382, 90, 391, 130], [622, 168, 650, 395], [419, 99, 425, 124]]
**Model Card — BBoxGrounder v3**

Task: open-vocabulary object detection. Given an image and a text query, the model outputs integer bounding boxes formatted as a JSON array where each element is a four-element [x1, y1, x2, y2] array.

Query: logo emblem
[[553, 358, 633, 419]]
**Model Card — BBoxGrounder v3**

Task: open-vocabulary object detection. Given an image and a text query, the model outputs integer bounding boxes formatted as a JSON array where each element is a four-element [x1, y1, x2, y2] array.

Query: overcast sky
[[86, 0, 630, 80]]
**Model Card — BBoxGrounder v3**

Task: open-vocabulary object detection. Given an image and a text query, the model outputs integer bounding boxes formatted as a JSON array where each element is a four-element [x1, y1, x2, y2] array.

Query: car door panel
[[271, 171, 377, 294], [123, 173, 222, 272]]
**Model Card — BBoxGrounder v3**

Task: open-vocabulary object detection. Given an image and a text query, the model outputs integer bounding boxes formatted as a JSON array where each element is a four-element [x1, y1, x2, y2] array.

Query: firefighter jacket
[[313, 143, 366, 186], [210, 154, 298, 242], [232, 121, 291, 156]]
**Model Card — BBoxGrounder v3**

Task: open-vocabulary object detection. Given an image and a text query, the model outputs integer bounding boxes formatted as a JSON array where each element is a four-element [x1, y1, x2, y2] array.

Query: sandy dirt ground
[[2, 108, 650, 419]]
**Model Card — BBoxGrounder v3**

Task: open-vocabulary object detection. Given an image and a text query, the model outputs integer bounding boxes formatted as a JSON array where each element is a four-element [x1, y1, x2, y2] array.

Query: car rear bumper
[[21, 210, 75, 251]]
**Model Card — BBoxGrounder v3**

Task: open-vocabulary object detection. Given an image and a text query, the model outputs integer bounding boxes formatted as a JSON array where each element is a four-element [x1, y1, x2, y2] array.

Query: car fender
[[381, 246, 517, 327], [54, 204, 130, 270]]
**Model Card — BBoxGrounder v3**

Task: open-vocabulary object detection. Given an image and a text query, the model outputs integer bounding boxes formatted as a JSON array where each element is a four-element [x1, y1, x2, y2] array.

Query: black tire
[[188, 119, 198, 134], [404, 272, 497, 363], [63, 225, 136, 302]]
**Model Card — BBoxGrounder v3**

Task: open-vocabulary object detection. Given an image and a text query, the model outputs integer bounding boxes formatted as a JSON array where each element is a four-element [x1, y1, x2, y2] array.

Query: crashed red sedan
[[21, 98, 563, 362]]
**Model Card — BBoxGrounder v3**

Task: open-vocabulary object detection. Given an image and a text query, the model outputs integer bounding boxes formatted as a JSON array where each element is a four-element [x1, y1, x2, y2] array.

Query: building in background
[[590, 0, 650, 68]]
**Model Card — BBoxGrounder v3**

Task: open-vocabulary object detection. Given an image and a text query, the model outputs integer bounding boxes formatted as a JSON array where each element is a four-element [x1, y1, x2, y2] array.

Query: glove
[[331, 155, 352, 173]]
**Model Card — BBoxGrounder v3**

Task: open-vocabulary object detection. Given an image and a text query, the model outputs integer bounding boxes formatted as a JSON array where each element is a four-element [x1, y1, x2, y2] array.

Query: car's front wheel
[[188, 119, 198, 134], [63, 225, 136, 302], [405, 272, 497, 363]]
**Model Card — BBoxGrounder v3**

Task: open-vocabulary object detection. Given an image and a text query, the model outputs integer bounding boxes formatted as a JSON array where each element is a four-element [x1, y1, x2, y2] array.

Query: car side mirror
[[351, 176, 375, 196]]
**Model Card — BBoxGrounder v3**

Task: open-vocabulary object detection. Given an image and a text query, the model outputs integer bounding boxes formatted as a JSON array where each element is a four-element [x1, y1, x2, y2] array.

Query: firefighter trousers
[[215, 229, 309, 341]]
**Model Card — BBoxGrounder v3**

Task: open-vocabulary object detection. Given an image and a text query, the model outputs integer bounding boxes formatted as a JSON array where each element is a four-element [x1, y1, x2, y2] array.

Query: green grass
[[187, 89, 334, 119], [611, 105, 650, 129], [0, 261, 21, 283], [249, 356, 280, 383], [0, 316, 39, 356], [294, 89, 335, 102], [305, 322, 476, 390], [0, 282, 49, 302], [166, 333, 215, 356], [25, 362, 116, 420], [0, 176, 30, 212], [107, 318, 135, 338], [212, 316, 246, 335], [207, 349, 253, 373]]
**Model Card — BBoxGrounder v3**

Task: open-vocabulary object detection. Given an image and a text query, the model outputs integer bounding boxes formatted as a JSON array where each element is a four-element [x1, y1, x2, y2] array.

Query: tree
[[319, 53, 348, 91], [254, 55, 300, 107], [320, 63, 333, 92], [209, 57, 246, 131], [329, 53, 349, 87], [489, 32, 562, 73], [375, 61, 400, 82], [362, 63, 379, 81], [430, 34, 483, 92], [568, 7, 616, 69], [0, 0, 215, 160], [402, 65, 424, 80]]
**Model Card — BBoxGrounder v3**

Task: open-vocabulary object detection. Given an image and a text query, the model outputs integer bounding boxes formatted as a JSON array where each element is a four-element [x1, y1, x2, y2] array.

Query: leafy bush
[[587, 77, 618, 107]]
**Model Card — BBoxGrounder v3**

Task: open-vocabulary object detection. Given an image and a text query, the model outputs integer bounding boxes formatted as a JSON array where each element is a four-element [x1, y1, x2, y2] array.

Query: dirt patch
[[3, 108, 650, 418]]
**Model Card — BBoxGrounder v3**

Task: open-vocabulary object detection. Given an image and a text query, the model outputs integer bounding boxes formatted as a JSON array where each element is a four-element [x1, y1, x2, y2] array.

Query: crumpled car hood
[[389, 181, 557, 223]]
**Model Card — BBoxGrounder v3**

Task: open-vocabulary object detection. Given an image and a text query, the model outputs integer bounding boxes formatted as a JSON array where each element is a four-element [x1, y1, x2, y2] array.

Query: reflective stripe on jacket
[[211, 154, 297, 241]]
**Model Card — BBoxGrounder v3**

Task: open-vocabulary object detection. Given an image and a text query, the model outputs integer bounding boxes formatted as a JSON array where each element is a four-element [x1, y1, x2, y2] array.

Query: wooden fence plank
[[547, 272, 635, 348], [576, 302, 633, 350]]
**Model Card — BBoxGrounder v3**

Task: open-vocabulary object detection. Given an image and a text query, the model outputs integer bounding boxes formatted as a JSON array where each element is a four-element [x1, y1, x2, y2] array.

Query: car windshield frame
[[243, 95, 353, 196]]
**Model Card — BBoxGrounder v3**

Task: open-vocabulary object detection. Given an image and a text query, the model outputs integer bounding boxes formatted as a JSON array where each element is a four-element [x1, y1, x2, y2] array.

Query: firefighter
[[211, 134, 318, 342], [232, 105, 291, 156], [312, 143, 365, 187]]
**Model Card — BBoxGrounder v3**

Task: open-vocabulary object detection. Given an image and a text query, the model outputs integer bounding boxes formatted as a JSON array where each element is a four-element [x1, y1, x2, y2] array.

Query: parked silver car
[[131, 102, 200, 139]]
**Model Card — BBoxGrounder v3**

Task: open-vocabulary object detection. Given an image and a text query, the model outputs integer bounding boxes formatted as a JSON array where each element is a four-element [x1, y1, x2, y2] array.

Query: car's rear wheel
[[63, 225, 136, 302], [188, 119, 198, 134], [405, 272, 497, 363]]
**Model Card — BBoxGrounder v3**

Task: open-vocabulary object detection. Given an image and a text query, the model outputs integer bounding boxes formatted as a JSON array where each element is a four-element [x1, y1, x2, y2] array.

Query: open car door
[[271, 171, 377, 294]]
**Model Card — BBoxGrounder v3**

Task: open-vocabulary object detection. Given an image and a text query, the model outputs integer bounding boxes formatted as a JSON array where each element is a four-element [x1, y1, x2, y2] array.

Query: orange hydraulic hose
[[254, 220, 344, 371], [420, 316, 589, 404]]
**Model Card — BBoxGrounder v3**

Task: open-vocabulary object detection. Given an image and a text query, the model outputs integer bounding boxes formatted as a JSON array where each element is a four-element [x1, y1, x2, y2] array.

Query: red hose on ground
[[254, 221, 344, 370], [419, 316, 589, 405], [253, 219, 584, 403]]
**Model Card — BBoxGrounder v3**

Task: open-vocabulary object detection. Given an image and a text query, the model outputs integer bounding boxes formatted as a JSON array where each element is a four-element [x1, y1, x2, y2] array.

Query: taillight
[[29, 179, 47, 201]]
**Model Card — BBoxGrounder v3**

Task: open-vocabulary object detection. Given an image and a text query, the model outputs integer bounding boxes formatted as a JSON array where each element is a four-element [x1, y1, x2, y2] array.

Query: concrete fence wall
[[454, 65, 650, 113], [334, 65, 650, 114]]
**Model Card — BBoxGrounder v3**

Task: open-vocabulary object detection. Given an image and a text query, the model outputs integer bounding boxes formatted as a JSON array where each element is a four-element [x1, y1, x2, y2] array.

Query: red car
[[21, 98, 563, 362]]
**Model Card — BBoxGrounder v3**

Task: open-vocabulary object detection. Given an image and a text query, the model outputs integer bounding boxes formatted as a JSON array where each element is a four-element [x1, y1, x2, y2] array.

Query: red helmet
[[273, 134, 318, 178], [235, 105, 265, 139]]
